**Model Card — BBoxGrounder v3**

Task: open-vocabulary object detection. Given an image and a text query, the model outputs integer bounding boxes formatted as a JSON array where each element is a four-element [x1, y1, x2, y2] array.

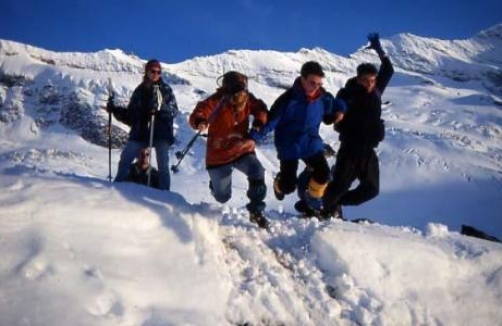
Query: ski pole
[[107, 78, 114, 182], [171, 130, 202, 173], [148, 85, 162, 187]]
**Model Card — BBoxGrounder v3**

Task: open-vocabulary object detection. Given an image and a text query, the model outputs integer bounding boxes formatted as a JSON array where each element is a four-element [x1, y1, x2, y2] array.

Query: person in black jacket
[[107, 59, 179, 191], [322, 33, 394, 219]]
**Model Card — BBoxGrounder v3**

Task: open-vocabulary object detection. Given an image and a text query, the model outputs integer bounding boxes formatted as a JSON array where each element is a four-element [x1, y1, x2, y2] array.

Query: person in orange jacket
[[189, 71, 270, 228]]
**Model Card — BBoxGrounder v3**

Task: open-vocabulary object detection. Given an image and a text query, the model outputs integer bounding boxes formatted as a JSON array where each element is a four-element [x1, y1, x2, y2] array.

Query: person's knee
[[280, 178, 297, 194], [247, 163, 265, 181], [367, 185, 379, 200]]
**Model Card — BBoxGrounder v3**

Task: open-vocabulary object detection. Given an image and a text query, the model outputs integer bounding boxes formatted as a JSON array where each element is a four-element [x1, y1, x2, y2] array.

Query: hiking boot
[[294, 200, 308, 213], [249, 211, 270, 229], [294, 200, 318, 218], [320, 204, 344, 221], [304, 191, 322, 210], [273, 175, 285, 201]]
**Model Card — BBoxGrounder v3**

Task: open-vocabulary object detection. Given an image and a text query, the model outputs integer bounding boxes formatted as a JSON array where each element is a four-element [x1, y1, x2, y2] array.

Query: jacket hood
[[345, 77, 360, 89], [292, 77, 322, 101]]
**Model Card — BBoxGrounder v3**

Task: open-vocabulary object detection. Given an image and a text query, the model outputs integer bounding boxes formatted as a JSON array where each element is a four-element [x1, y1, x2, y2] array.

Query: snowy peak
[[475, 23, 502, 40], [371, 25, 502, 84], [0, 39, 142, 73]]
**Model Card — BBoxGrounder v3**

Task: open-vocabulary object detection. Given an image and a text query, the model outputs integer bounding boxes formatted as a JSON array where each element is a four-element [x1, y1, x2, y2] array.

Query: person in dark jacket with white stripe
[[108, 59, 179, 191], [322, 33, 394, 219]]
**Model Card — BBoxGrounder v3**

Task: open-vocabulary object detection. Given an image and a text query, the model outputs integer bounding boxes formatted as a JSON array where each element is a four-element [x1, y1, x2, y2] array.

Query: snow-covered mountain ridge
[[1, 24, 502, 326]]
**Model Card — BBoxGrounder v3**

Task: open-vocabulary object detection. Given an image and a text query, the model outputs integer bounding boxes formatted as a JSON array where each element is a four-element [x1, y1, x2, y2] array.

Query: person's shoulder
[[336, 77, 360, 97], [159, 79, 173, 89], [248, 95, 268, 113], [277, 87, 294, 102], [131, 83, 143, 93], [202, 92, 224, 105], [155, 81, 173, 96], [344, 77, 358, 88], [194, 92, 223, 112], [321, 88, 335, 99]]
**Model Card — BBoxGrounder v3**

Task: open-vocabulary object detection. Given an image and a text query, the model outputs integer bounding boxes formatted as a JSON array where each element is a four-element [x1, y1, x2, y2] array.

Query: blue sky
[[1, 0, 501, 63]]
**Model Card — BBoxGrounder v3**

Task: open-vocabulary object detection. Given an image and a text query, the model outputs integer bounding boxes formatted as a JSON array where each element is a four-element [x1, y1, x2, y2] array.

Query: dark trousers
[[277, 151, 330, 195], [323, 145, 379, 209]]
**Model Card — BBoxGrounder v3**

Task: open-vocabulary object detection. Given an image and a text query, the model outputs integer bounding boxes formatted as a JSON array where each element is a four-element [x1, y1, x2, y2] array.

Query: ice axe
[[171, 130, 203, 173]]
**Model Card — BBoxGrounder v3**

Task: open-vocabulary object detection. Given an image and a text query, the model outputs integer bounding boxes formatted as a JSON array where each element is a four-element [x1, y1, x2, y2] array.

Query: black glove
[[151, 97, 160, 111], [367, 33, 384, 56], [191, 117, 208, 132]]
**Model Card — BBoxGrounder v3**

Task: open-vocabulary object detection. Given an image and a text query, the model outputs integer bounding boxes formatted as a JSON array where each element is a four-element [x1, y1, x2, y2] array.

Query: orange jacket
[[189, 92, 268, 167]]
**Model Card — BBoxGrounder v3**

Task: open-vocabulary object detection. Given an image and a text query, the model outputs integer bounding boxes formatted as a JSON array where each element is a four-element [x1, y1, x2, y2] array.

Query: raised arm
[[367, 33, 394, 94]]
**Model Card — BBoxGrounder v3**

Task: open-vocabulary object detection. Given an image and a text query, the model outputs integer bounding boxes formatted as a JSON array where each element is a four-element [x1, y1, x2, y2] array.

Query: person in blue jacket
[[255, 61, 346, 214], [107, 59, 179, 191]]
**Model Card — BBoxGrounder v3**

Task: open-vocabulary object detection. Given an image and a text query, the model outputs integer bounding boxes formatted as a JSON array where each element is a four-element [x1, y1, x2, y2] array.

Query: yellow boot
[[307, 178, 327, 199]]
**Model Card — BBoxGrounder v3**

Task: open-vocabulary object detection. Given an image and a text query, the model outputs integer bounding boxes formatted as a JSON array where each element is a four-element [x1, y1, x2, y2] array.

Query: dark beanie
[[145, 59, 161, 73]]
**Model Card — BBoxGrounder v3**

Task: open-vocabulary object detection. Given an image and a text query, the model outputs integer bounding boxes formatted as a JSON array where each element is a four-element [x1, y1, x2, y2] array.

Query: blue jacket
[[263, 78, 346, 160], [127, 79, 179, 144]]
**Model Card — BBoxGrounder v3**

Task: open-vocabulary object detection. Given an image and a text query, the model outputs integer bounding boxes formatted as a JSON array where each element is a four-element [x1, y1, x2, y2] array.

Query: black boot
[[320, 204, 344, 221], [249, 211, 270, 229], [294, 200, 318, 218]]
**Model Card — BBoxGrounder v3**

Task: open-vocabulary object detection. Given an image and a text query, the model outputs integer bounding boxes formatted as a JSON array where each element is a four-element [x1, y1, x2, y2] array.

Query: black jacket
[[110, 79, 179, 144], [336, 56, 394, 151], [126, 164, 160, 189]]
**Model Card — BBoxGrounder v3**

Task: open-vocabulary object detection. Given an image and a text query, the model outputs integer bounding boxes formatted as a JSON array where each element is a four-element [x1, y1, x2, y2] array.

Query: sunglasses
[[149, 70, 161, 75], [228, 84, 247, 95]]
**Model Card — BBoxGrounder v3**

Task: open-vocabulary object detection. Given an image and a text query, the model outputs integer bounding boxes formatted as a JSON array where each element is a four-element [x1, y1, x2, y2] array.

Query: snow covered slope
[[1, 25, 502, 325]]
